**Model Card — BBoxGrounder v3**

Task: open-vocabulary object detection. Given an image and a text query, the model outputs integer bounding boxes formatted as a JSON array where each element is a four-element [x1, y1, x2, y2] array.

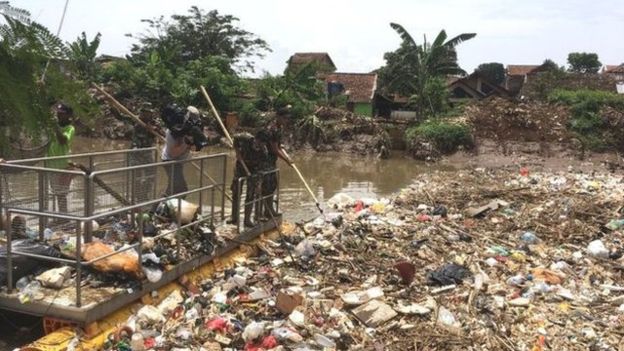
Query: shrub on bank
[[406, 121, 473, 155], [549, 89, 624, 151]]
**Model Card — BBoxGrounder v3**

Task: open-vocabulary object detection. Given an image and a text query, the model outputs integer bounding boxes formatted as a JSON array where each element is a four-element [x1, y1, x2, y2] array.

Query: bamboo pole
[[91, 83, 233, 201]]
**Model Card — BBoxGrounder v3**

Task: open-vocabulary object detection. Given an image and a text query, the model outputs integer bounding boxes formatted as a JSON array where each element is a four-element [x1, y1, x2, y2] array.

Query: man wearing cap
[[255, 107, 293, 219], [46, 103, 76, 214]]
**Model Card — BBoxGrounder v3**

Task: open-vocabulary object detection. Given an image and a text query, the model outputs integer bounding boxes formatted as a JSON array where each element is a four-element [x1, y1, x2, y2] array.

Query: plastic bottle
[[130, 333, 145, 351]]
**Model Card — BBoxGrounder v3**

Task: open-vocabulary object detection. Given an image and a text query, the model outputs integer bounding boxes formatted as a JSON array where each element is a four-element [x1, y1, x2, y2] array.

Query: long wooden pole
[[281, 149, 323, 214], [91, 83, 233, 201], [199, 85, 251, 177]]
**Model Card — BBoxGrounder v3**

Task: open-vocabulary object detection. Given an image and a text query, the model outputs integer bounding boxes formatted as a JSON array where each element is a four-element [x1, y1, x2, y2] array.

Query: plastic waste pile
[[100, 167, 624, 350]]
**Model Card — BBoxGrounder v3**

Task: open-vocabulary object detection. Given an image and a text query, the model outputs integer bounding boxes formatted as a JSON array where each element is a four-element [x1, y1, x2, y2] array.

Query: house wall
[[354, 102, 373, 116]]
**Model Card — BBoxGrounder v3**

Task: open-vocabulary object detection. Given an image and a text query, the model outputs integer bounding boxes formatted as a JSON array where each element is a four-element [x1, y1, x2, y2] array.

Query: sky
[[14, 0, 624, 77]]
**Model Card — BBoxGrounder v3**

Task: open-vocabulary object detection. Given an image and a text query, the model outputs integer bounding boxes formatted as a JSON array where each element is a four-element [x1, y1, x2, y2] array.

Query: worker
[[46, 102, 76, 215], [227, 132, 266, 227], [255, 106, 293, 219], [160, 105, 195, 197], [129, 103, 158, 203]]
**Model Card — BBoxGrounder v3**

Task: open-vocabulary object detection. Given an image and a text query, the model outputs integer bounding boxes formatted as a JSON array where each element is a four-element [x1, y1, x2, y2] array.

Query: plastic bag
[[0, 239, 61, 285]]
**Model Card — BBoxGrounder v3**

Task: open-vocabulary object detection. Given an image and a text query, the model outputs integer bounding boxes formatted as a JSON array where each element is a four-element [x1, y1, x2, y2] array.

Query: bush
[[406, 121, 473, 153], [549, 89, 624, 151]]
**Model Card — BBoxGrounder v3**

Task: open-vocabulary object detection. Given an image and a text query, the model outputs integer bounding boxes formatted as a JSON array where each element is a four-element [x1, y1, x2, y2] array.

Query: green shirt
[[46, 125, 75, 169]]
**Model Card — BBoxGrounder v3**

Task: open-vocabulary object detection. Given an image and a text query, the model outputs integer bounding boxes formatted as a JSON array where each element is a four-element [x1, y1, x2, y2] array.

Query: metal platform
[[0, 148, 282, 325], [0, 217, 279, 324]]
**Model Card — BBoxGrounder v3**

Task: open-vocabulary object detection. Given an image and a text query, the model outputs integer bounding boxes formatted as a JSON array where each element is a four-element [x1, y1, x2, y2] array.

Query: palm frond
[[443, 33, 476, 49], [390, 23, 418, 48]]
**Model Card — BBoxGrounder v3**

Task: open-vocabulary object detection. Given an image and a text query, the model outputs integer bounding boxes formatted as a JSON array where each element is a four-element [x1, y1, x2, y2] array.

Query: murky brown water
[[66, 137, 454, 222]]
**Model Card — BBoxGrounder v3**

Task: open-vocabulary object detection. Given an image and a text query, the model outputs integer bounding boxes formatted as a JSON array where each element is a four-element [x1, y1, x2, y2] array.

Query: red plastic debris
[[205, 317, 229, 332], [416, 213, 431, 222], [244, 335, 279, 351], [354, 200, 364, 212], [520, 167, 530, 176], [143, 337, 156, 349], [394, 261, 416, 284]]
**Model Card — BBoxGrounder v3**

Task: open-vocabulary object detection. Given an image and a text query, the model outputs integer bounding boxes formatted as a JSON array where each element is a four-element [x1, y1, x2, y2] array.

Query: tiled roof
[[325, 72, 378, 103], [605, 64, 624, 74], [507, 65, 541, 76]]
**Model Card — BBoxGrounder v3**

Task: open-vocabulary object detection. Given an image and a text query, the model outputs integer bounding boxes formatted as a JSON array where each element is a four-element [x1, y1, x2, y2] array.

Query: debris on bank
[[80, 167, 624, 350]]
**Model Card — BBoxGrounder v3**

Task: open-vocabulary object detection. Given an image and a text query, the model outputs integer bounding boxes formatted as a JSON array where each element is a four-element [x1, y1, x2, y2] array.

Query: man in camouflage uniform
[[228, 132, 266, 227], [255, 107, 293, 219], [128, 103, 158, 203]]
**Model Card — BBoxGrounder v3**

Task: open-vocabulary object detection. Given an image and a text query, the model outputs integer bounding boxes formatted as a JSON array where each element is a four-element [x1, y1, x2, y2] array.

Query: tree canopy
[[567, 52, 601, 74], [128, 7, 270, 73], [475, 62, 505, 85], [377, 23, 475, 116]]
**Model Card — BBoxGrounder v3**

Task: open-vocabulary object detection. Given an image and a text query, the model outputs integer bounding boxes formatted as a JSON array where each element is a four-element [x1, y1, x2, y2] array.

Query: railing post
[[210, 187, 215, 227], [276, 169, 280, 214], [75, 219, 82, 307], [199, 159, 204, 215], [5, 209, 12, 292], [38, 171, 45, 240], [236, 177, 242, 234], [221, 155, 227, 220], [176, 197, 182, 258], [84, 175, 93, 242]]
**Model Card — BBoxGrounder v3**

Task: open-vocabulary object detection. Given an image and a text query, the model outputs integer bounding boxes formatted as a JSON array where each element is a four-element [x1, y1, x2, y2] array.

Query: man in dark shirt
[[255, 107, 293, 219], [228, 132, 266, 227]]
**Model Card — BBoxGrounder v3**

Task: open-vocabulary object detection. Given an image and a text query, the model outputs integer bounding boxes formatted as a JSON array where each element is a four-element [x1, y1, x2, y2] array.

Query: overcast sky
[[15, 0, 624, 76]]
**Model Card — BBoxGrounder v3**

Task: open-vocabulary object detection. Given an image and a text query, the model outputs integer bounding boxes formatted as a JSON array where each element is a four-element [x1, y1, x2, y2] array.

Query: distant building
[[325, 72, 377, 116], [603, 64, 624, 82], [286, 52, 337, 76], [504, 64, 545, 95], [448, 72, 511, 101]]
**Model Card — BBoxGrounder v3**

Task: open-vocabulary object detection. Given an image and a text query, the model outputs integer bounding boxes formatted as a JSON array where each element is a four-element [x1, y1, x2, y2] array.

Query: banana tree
[[386, 23, 475, 116]]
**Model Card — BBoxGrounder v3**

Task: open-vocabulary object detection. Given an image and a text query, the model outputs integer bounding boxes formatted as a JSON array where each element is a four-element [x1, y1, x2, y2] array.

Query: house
[[447, 72, 511, 101], [603, 64, 624, 81], [286, 52, 336, 76], [504, 64, 545, 94], [325, 72, 377, 116]]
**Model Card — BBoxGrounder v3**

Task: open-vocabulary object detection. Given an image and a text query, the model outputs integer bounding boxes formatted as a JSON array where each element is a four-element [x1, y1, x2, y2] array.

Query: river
[[68, 137, 455, 221]]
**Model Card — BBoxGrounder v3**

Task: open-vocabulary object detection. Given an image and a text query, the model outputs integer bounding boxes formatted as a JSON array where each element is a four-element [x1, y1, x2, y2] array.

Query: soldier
[[227, 132, 266, 227], [255, 107, 293, 219]]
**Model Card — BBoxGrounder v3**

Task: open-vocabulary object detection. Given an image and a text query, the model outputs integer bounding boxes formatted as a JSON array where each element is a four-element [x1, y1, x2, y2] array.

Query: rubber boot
[[243, 203, 255, 228]]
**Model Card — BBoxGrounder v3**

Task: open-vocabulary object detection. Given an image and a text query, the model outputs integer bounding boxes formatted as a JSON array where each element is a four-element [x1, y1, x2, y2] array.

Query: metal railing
[[0, 150, 234, 307]]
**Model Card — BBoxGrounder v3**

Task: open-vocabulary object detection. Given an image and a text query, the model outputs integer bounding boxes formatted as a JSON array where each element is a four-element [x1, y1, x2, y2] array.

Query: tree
[[475, 62, 505, 85], [567, 52, 601, 73], [0, 2, 95, 156], [68, 31, 101, 80], [128, 6, 270, 73], [378, 23, 475, 116], [541, 59, 562, 72]]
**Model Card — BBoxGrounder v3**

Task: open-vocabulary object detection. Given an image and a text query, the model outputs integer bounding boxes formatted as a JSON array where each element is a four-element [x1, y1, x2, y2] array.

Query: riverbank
[[88, 166, 624, 351]]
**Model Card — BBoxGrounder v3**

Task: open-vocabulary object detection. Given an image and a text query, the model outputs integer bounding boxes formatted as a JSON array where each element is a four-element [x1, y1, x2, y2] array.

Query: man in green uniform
[[228, 132, 266, 227], [46, 103, 75, 214], [255, 107, 293, 219]]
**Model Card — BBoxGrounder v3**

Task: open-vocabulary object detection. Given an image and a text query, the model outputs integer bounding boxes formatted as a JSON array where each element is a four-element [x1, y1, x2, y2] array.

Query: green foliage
[[101, 6, 269, 117], [408, 77, 449, 117], [541, 59, 564, 72], [128, 6, 270, 73], [475, 62, 505, 85], [68, 31, 101, 80], [406, 121, 472, 153], [548, 89, 624, 108], [549, 89, 624, 151], [567, 52, 601, 74], [0, 4, 95, 156], [252, 63, 325, 121], [295, 114, 326, 148], [378, 23, 475, 116]]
